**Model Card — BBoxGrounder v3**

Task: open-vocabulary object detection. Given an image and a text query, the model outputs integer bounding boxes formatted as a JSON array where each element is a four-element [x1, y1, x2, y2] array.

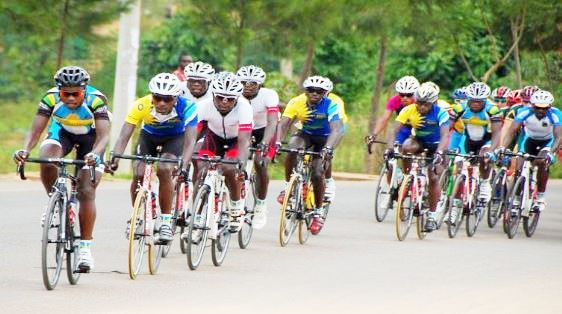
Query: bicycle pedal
[[75, 266, 91, 274]]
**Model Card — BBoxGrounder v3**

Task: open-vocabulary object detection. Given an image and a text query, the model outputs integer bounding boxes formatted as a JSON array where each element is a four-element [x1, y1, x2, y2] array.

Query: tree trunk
[[364, 36, 387, 174], [280, 58, 294, 80], [56, 0, 70, 68], [511, 18, 523, 88], [235, 0, 246, 69], [299, 42, 315, 86]]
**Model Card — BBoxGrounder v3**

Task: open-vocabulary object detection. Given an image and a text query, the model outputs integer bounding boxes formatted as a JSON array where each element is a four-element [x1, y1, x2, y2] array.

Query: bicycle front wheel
[[435, 169, 451, 229], [416, 207, 427, 240], [128, 191, 149, 280], [42, 192, 65, 290], [374, 164, 392, 222], [186, 185, 211, 270], [523, 209, 540, 237], [487, 169, 506, 228], [506, 176, 525, 239], [66, 209, 81, 285], [447, 175, 465, 239], [238, 206, 253, 249], [279, 176, 300, 247], [395, 175, 414, 241]]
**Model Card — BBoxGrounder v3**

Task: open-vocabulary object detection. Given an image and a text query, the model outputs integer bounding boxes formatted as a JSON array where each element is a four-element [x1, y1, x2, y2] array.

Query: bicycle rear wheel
[[238, 172, 255, 249], [523, 209, 540, 237], [415, 208, 427, 240], [212, 191, 231, 266], [435, 169, 451, 229], [395, 175, 414, 241], [506, 176, 524, 239], [487, 169, 506, 228], [374, 164, 392, 222], [279, 176, 300, 247], [447, 175, 465, 238], [42, 193, 65, 290], [66, 208, 80, 285], [186, 185, 211, 270], [128, 191, 149, 280], [148, 214, 163, 275]]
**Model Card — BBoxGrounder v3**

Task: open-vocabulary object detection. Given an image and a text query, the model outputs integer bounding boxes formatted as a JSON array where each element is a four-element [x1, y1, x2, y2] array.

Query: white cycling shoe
[[252, 202, 267, 230], [324, 178, 336, 202], [77, 247, 94, 272]]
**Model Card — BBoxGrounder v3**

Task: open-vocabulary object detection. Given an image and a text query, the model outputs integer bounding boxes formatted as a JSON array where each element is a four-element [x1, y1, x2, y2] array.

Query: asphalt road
[[1, 177, 562, 313]]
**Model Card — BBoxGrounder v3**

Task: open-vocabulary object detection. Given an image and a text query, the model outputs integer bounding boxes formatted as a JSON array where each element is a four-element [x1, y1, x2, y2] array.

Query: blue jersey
[[396, 103, 449, 144], [515, 107, 562, 140], [283, 96, 340, 136]]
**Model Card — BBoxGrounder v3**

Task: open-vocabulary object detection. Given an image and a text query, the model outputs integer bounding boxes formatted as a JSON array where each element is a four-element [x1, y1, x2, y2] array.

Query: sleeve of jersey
[[265, 89, 280, 113], [90, 96, 110, 120], [124, 99, 144, 126], [37, 93, 56, 117], [514, 108, 530, 123], [487, 104, 502, 122], [551, 109, 562, 126], [438, 109, 450, 127], [327, 101, 341, 122], [395, 106, 410, 124], [183, 102, 198, 128], [239, 103, 253, 132], [282, 100, 297, 119]]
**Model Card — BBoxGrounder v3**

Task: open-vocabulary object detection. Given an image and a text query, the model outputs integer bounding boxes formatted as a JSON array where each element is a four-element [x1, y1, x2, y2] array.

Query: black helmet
[[54, 66, 90, 87]]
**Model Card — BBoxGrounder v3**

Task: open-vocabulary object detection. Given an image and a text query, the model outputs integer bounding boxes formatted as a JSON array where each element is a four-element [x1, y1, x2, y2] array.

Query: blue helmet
[[451, 87, 467, 100]]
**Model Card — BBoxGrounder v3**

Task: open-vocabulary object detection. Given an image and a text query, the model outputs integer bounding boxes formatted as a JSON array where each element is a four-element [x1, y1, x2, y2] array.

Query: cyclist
[[499, 90, 561, 212], [448, 87, 468, 151], [108, 73, 198, 244], [193, 72, 253, 232], [13, 66, 110, 272], [284, 78, 348, 202], [385, 82, 450, 231], [277, 75, 344, 235], [491, 86, 512, 118], [451, 87, 467, 105], [181, 61, 215, 103], [236, 65, 279, 229]]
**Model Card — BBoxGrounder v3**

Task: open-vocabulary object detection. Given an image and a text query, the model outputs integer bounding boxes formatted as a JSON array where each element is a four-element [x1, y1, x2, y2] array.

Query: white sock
[[161, 214, 172, 225], [256, 198, 266, 206], [80, 239, 92, 250]]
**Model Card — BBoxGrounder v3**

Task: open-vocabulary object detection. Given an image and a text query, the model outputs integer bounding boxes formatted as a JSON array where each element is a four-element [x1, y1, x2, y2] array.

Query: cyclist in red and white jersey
[[236, 65, 279, 229]]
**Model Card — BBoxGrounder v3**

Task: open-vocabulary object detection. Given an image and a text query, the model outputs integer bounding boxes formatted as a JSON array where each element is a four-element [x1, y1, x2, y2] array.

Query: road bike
[[371, 142, 403, 222]]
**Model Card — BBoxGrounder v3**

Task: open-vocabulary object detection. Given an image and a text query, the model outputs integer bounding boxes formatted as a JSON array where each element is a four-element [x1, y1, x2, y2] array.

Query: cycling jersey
[[505, 103, 527, 121], [37, 86, 109, 135], [245, 87, 280, 129], [386, 95, 406, 114], [437, 99, 465, 133], [395, 103, 449, 144], [458, 100, 501, 141], [291, 92, 348, 124], [515, 107, 562, 140], [180, 86, 212, 104], [197, 97, 253, 139], [283, 96, 340, 137], [126, 95, 198, 137]]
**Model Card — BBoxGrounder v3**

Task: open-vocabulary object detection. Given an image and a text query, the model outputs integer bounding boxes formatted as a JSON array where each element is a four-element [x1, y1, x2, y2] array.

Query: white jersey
[[244, 87, 280, 129], [515, 107, 562, 140], [180, 86, 212, 104], [197, 97, 253, 139]]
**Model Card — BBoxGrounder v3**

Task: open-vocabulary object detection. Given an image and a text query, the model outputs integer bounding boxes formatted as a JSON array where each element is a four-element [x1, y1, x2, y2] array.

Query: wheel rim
[[187, 186, 210, 270], [374, 164, 391, 222], [42, 195, 64, 290], [279, 177, 299, 246], [396, 175, 414, 241]]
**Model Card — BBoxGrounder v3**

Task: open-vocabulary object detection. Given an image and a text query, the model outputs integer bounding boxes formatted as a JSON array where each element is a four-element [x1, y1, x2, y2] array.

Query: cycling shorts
[[396, 125, 412, 145], [137, 129, 184, 157], [459, 133, 491, 154], [41, 124, 98, 161], [290, 131, 328, 155], [198, 131, 238, 158], [519, 136, 553, 156]]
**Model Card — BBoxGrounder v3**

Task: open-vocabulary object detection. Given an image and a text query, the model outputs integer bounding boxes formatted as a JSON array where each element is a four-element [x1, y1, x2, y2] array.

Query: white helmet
[[415, 82, 439, 103], [530, 90, 554, 107], [423, 81, 440, 94], [148, 73, 181, 96], [325, 77, 334, 93], [466, 82, 491, 100], [395, 76, 420, 94], [302, 75, 331, 91], [236, 65, 266, 84], [211, 72, 243, 96], [184, 61, 215, 81]]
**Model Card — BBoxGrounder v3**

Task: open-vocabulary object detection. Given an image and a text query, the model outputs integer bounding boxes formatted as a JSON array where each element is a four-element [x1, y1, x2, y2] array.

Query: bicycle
[[369, 141, 403, 222], [435, 152, 456, 230], [394, 152, 434, 241], [237, 146, 261, 249], [17, 157, 95, 290], [487, 154, 510, 229], [278, 147, 330, 247], [163, 166, 192, 257], [444, 152, 486, 238], [503, 151, 545, 239], [110, 151, 182, 280], [185, 155, 240, 270]]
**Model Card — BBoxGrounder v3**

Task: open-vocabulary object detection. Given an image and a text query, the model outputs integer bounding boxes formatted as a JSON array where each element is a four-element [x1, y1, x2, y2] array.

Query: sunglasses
[[152, 94, 175, 103], [494, 97, 506, 102], [187, 78, 207, 85], [399, 93, 414, 98], [59, 90, 84, 98], [214, 94, 237, 102], [241, 81, 259, 87], [305, 87, 326, 95]]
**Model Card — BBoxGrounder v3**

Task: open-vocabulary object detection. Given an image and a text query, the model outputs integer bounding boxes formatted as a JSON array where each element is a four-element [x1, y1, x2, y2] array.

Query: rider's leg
[[131, 161, 145, 206], [311, 158, 326, 209], [478, 145, 493, 201], [39, 142, 64, 194], [399, 137, 421, 173]]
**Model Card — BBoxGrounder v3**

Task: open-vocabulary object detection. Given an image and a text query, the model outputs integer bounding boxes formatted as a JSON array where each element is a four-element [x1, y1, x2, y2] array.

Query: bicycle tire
[[128, 191, 148, 280], [179, 225, 187, 254], [506, 176, 524, 239], [238, 171, 255, 249], [66, 208, 80, 285], [447, 175, 465, 238], [148, 224, 163, 275], [435, 169, 451, 229], [298, 183, 314, 244], [523, 210, 540, 237], [279, 176, 300, 247], [374, 164, 392, 222], [395, 175, 414, 241], [415, 208, 427, 240], [487, 169, 506, 228], [42, 192, 65, 290], [212, 190, 231, 266], [186, 185, 211, 270], [162, 183, 183, 258]]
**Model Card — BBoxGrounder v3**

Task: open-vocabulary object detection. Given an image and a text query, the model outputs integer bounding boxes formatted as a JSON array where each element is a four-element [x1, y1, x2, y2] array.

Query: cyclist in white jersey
[[236, 65, 279, 229], [181, 61, 215, 103], [193, 72, 253, 232]]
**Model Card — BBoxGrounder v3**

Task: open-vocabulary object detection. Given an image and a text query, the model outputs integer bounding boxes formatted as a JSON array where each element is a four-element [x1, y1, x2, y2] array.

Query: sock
[[256, 198, 266, 206], [161, 214, 172, 225], [80, 239, 92, 250], [325, 177, 334, 184], [537, 192, 545, 200]]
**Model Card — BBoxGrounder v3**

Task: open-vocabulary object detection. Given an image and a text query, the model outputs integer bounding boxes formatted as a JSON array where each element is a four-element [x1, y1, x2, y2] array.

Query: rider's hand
[[545, 152, 555, 164], [178, 167, 190, 183], [321, 146, 334, 161], [13, 149, 29, 164], [365, 134, 376, 144], [383, 148, 394, 160], [484, 151, 497, 162], [274, 141, 282, 153], [257, 142, 268, 157], [433, 151, 444, 165], [494, 146, 506, 157], [84, 153, 101, 167]]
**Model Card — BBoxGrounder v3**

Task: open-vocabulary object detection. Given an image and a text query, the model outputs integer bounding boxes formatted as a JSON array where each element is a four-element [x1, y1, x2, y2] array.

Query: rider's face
[[241, 81, 260, 99], [187, 78, 208, 97], [533, 105, 549, 119], [59, 86, 85, 109], [399, 93, 415, 105], [305, 87, 326, 105], [468, 99, 485, 112], [151, 94, 176, 114], [213, 94, 238, 114], [416, 101, 432, 114]]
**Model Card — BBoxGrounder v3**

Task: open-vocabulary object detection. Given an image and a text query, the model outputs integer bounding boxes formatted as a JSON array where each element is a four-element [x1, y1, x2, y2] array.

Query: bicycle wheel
[[148, 214, 163, 275], [374, 164, 392, 222], [66, 207, 80, 285], [42, 193, 65, 290], [128, 191, 149, 280], [395, 175, 414, 241], [186, 185, 211, 270], [298, 183, 314, 244], [212, 190, 231, 266], [435, 169, 451, 229], [179, 225, 187, 254], [466, 185, 484, 237], [447, 175, 465, 238], [415, 207, 427, 240], [279, 176, 300, 247], [238, 172, 255, 249], [523, 208, 540, 237], [487, 169, 506, 228], [506, 176, 525, 239]]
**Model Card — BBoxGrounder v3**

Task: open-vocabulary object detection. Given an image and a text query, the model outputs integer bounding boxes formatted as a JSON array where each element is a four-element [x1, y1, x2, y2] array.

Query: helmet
[[184, 61, 215, 81], [54, 66, 90, 87], [491, 86, 511, 99], [415, 83, 439, 103], [506, 89, 522, 105], [465, 82, 491, 100], [325, 77, 334, 93], [211, 72, 243, 96], [521, 85, 539, 103], [302, 75, 332, 91], [424, 81, 440, 94], [451, 87, 467, 100], [148, 73, 182, 96], [236, 65, 266, 84], [530, 90, 554, 107], [395, 76, 420, 94]]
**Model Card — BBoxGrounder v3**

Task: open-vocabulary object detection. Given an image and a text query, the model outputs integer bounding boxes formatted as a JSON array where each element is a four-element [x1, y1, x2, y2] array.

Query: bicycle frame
[[201, 161, 229, 239], [458, 157, 480, 210], [517, 156, 538, 216]]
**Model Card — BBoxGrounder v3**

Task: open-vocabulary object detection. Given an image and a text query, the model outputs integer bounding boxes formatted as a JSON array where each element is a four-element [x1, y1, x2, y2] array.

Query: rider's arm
[[237, 130, 252, 164], [386, 122, 404, 150], [276, 116, 294, 143], [91, 118, 110, 156], [552, 125, 562, 152], [500, 119, 513, 146], [437, 124, 449, 152], [181, 126, 197, 169], [501, 121, 522, 148], [22, 114, 50, 153], [326, 119, 343, 148], [372, 109, 393, 137], [111, 122, 136, 155], [262, 111, 279, 146], [489, 121, 502, 150]]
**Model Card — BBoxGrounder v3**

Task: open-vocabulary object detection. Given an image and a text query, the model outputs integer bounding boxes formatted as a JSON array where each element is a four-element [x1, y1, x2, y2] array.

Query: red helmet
[[521, 85, 539, 103], [506, 89, 522, 106], [492, 86, 511, 99]]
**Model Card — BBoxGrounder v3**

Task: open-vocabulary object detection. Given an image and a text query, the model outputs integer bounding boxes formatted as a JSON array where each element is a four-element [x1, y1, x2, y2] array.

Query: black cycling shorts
[[137, 129, 184, 157], [43, 128, 98, 160], [290, 131, 328, 153]]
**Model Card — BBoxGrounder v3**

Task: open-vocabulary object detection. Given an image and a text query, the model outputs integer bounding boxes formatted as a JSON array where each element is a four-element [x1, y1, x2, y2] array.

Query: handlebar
[[191, 155, 240, 165], [16, 157, 95, 182], [367, 140, 387, 154], [277, 147, 322, 156], [111, 152, 183, 167]]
